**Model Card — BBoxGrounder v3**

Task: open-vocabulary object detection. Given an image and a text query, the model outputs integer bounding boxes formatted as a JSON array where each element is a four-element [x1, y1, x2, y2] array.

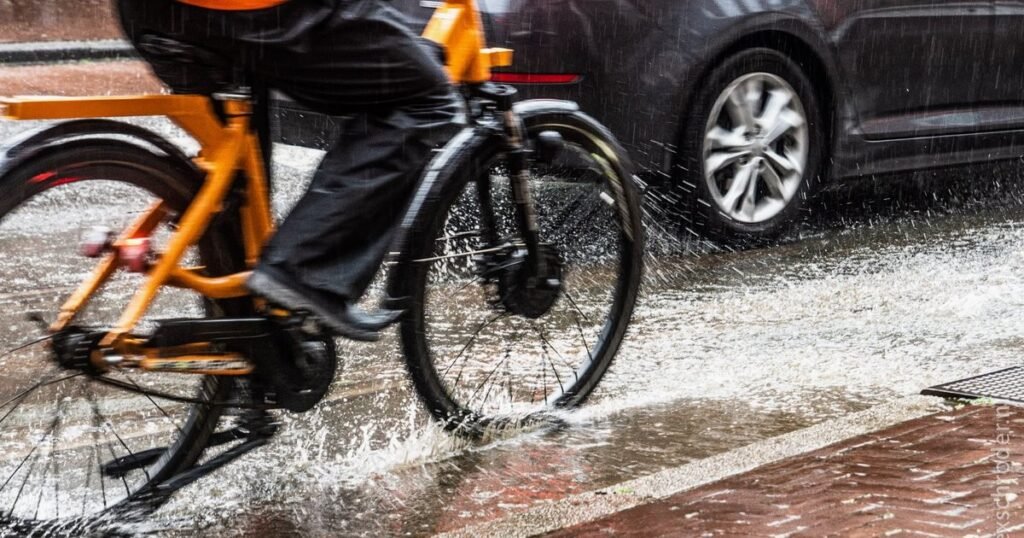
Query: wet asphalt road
[[2, 118, 1024, 536]]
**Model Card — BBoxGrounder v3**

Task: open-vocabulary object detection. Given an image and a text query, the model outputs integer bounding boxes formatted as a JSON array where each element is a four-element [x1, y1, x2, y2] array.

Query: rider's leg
[[245, 1, 464, 337], [253, 92, 458, 298], [248, 94, 460, 339]]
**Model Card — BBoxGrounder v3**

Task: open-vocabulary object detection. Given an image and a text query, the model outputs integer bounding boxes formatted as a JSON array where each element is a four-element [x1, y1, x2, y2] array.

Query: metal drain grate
[[923, 367, 1024, 403]]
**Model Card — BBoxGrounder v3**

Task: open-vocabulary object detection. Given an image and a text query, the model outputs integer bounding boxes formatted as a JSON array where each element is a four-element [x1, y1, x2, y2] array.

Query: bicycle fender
[[0, 119, 200, 185], [517, 99, 646, 197], [383, 98, 635, 312], [512, 99, 580, 118], [384, 125, 504, 309]]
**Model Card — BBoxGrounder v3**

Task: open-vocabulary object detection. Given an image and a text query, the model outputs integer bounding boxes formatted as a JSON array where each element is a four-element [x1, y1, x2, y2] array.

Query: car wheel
[[675, 47, 823, 243]]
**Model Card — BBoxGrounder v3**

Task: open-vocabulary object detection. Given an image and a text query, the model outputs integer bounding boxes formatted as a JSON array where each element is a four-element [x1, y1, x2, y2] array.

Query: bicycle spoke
[[530, 323, 576, 374], [454, 276, 484, 295], [121, 373, 184, 436], [87, 386, 108, 512], [0, 371, 76, 415], [34, 397, 68, 521], [414, 242, 524, 264], [466, 345, 515, 407], [54, 475, 60, 521], [0, 334, 56, 363], [479, 345, 514, 409], [104, 441, 131, 498], [504, 350, 514, 405], [88, 395, 134, 497], [99, 446, 107, 510], [441, 312, 506, 382], [7, 452, 40, 518], [81, 448, 94, 516], [0, 445, 38, 497], [103, 417, 151, 485], [435, 230, 481, 243], [541, 356, 549, 404], [572, 312, 595, 368], [537, 333, 565, 397], [563, 290, 593, 324]]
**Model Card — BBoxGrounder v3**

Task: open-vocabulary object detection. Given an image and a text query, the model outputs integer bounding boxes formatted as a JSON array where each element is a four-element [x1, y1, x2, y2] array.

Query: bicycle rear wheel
[[396, 104, 643, 433], [0, 138, 246, 531]]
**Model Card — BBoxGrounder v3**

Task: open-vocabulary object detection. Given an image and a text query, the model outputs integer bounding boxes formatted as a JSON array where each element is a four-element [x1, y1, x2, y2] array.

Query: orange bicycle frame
[[0, 0, 511, 372]]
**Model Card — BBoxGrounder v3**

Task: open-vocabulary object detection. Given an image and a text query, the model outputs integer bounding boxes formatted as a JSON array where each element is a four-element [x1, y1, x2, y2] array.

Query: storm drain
[[922, 367, 1024, 403]]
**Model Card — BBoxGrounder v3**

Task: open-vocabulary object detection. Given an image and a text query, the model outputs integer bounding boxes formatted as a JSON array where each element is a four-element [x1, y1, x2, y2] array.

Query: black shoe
[[247, 270, 402, 342]]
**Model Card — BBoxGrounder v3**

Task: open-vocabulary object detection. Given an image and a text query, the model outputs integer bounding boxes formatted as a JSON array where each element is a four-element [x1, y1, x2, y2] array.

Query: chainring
[[251, 317, 338, 413]]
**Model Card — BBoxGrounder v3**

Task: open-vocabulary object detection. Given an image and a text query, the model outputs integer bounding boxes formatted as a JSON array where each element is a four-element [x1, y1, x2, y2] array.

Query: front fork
[[501, 109, 544, 276], [491, 107, 546, 277]]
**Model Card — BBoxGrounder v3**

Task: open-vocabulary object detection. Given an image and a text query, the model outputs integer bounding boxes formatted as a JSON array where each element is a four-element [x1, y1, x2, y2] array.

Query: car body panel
[[272, 0, 1024, 186], [819, 2, 993, 130]]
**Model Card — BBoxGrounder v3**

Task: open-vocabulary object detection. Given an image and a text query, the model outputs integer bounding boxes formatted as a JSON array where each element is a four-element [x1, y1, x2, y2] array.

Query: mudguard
[[0, 119, 201, 187], [383, 122, 500, 310], [383, 98, 592, 309]]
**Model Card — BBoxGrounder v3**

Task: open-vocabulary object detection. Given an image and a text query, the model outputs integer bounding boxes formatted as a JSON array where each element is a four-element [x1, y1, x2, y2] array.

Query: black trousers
[[117, 0, 461, 303]]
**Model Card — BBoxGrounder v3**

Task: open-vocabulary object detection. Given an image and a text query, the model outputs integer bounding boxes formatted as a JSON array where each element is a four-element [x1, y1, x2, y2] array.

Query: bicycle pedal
[[263, 307, 325, 335], [102, 447, 165, 478]]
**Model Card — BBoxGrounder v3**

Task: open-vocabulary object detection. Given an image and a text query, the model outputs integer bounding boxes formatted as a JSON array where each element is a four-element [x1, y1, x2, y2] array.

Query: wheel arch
[[671, 23, 844, 184]]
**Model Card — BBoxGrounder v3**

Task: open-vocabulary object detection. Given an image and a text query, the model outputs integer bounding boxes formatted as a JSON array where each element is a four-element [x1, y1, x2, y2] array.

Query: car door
[[990, 1, 1024, 122], [810, 0, 993, 138]]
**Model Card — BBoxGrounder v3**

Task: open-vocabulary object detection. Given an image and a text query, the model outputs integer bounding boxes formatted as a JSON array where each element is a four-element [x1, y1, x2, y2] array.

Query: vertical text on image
[[994, 404, 1017, 538]]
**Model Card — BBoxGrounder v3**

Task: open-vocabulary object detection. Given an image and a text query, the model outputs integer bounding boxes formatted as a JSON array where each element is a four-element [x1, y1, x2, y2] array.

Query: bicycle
[[0, 0, 643, 530]]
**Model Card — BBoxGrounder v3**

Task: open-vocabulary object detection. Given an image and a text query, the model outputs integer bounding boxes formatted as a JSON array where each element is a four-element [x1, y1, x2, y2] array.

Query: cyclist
[[116, 0, 462, 340]]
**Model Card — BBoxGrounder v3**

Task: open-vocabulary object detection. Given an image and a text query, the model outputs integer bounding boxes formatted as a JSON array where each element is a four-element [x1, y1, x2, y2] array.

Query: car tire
[[673, 47, 824, 244]]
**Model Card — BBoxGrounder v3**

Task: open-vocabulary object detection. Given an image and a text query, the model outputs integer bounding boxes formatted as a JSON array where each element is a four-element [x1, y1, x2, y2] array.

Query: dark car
[[385, 0, 1024, 242]]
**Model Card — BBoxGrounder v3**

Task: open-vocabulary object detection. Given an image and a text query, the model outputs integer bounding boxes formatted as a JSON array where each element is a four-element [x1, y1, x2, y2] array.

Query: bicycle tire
[[0, 136, 246, 531], [393, 102, 644, 433]]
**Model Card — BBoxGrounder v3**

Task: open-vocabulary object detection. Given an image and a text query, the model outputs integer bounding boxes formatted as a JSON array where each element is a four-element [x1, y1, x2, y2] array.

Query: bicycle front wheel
[[396, 103, 644, 432], [0, 137, 246, 531]]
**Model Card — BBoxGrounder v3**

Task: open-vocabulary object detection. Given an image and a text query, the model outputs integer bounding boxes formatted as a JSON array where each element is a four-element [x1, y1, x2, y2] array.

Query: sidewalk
[[0, 1, 120, 44], [0, 60, 158, 96], [438, 398, 1023, 537], [554, 404, 1022, 537]]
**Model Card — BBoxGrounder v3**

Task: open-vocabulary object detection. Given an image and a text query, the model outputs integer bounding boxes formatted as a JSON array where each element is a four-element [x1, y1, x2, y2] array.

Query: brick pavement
[[548, 405, 1024, 537], [0, 1, 120, 43], [0, 60, 159, 96]]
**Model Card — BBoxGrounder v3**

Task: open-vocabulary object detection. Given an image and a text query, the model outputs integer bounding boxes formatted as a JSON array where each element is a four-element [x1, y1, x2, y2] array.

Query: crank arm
[[101, 418, 278, 478], [155, 436, 270, 494], [102, 447, 166, 478]]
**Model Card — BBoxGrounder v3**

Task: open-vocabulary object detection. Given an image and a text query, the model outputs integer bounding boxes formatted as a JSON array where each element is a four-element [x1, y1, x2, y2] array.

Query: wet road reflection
[[1, 120, 1024, 535]]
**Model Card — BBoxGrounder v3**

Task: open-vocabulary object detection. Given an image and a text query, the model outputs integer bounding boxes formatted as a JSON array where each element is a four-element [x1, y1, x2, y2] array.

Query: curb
[[436, 395, 950, 538], [0, 39, 136, 65]]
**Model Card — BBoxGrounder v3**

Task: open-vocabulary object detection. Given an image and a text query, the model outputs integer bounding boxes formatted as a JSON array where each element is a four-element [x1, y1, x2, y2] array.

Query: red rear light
[[490, 73, 581, 84]]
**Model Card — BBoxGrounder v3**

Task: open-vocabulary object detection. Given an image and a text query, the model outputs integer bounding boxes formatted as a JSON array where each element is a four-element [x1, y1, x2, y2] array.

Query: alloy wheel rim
[[702, 72, 809, 224]]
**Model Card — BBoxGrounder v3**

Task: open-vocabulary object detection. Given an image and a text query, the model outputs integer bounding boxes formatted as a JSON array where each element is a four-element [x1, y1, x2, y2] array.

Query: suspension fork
[[502, 109, 546, 275], [475, 170, 500, 247]]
